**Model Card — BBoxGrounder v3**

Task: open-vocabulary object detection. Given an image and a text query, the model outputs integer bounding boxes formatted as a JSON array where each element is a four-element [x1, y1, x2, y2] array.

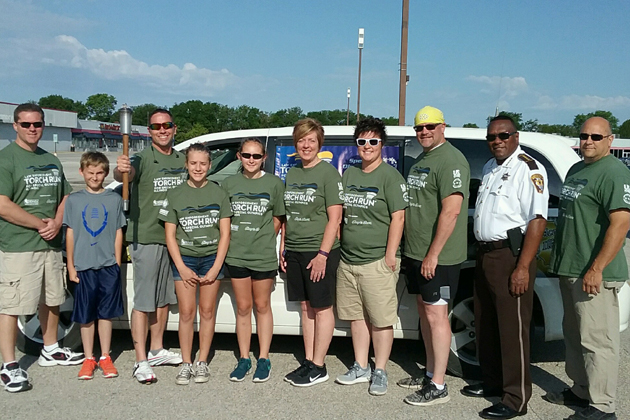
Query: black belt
[[477, 239, 510, 253]]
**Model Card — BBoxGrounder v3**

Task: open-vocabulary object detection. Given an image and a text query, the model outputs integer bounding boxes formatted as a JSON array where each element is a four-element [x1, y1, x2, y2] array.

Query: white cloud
[[558, 95, 630, 110], [38, 35, 239, 97], [466, 75, 528, 98]]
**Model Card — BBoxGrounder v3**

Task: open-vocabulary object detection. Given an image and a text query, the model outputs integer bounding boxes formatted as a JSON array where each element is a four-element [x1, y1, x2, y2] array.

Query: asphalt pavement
[[1, 326, 629, 419]]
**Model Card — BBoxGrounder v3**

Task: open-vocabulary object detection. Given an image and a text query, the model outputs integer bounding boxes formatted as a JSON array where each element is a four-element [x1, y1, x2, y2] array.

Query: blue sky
[[1, 0, 629, 127]]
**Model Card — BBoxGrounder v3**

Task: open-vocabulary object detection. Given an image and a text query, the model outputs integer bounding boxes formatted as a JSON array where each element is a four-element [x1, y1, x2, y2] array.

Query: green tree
[[306, 109, 356, 125], [619, 119, 630, 139], [176, 123, 209, 144], [522, 119, 539, 132], [131, 103, 161, 126], [380, 116, 399, 126], [38, 95, 88, 119], [86, 93, 117, 121], [486, 111, 523, 130], [573, 110, 619, 133], [462, 123, 478, 128], [227, 105, 268, 130], [269, 107, 305, 127], [537, 124, 576, 137]]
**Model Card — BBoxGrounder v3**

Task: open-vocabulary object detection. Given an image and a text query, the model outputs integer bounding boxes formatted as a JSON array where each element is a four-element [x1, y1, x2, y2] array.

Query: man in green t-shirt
[[545, 117, 630, 419], [0, 103, 84, 393], [114, 109, 186, 383], [399, 106, 469, 407]]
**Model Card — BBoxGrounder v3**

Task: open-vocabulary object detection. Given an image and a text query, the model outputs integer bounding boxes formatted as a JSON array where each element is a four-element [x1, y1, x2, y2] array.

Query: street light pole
[[357, 28, 364, 123], [398, 0, 409, 126], [346, 88, 351, 125]]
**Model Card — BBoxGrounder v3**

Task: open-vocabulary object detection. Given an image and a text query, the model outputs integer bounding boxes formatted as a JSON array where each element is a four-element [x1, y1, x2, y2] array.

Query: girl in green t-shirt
[[222, 138, 285, 383], [163, 143, 231, 386]]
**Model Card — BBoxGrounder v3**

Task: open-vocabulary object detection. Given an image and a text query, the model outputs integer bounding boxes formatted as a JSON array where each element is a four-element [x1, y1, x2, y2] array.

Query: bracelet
[[318, 250, 329, 257]]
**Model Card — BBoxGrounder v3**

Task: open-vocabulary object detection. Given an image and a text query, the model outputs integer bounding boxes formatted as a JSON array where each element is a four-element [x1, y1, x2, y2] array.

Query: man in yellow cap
[[399, 106, 470, 407]]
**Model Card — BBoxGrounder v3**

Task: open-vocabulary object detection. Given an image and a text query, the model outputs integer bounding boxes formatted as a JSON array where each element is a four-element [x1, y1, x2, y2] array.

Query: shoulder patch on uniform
[[531, 174, 544, 194], [518, 153, 538, 170]]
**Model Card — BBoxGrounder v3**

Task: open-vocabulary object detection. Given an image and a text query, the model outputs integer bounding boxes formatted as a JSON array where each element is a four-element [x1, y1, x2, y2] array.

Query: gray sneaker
[[397, 375, 430, 390], [404, 382, 451, 406], [194, 361, 210, 383], [336, 361, 372, 385], [369, 368, 388, 396], [175, 363, 194, 385]]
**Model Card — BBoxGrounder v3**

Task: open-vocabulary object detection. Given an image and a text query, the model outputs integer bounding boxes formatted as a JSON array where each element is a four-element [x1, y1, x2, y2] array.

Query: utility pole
[[398, 0, 409, 126], [357, 28, 364, 122]]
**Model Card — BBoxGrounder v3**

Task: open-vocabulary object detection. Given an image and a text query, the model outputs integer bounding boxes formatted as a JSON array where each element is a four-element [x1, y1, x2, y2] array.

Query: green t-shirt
[[550, 154, 630, 281], [340, 163, 408, 264], [126, 145, 187, 245], [222, 172, 286, 271], [404, 141, 470, 265], [158, 181, 232, 257], [0, 142, 72, 252], [284, 161, 344, 252]]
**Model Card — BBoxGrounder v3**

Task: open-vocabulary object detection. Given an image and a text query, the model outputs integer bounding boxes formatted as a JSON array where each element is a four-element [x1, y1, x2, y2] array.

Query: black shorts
[[285, 248, 340, 308], [404, 256, 461, 304], [224, 264, 277, 280], [71, 264, 124, 324]]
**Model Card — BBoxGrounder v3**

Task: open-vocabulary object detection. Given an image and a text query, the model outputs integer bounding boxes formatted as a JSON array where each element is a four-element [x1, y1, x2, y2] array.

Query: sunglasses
[[148, 122, 175, 130], [486, 131, 517, 142], [240, 152, 263, 160], [579, 133, 609, 141], [356, 138, 382, 146], [414, 124, 440, 132], [18, 121, 44, 128]]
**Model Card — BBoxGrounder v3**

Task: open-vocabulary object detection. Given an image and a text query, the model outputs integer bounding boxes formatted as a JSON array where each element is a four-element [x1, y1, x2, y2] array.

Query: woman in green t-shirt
[[280, 118, 344, 387], [161, 143, 232, 386], [222, 138, 286, 383]]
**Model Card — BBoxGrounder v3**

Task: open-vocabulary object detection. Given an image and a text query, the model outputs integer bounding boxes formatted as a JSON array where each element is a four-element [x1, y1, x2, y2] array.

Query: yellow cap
[[414, 106, 445, 127]]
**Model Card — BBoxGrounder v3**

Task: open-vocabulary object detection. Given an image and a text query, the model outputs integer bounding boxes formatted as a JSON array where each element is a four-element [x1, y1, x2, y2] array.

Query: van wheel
[[447, 295, 482, 379], [16, 289, 81, 356]]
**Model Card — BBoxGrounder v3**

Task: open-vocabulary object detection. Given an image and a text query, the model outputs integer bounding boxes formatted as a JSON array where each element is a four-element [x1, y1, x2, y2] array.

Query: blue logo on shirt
[[82, 204, 109, 240]]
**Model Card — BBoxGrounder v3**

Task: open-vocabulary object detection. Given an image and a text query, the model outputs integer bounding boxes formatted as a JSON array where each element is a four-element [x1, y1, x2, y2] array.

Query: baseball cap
[[413, 106, 445, 127]]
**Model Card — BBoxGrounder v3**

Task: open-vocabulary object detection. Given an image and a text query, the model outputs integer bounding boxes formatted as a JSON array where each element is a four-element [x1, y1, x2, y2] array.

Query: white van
[[16, 126, 630, 378]]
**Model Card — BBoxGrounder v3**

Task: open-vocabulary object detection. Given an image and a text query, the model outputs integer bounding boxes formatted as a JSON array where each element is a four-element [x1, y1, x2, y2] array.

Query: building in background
[[0, 101, 150, 153]]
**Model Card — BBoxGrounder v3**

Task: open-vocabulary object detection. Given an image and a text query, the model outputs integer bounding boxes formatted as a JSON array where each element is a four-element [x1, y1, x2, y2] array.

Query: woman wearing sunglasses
[[221, 138, 285, 383], [158, 143, 232, 385], [335, 117, 407, 396], [281, 118, 344, 387]]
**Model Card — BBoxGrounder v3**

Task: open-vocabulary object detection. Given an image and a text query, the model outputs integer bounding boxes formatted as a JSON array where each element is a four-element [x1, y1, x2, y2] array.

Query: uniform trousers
[[474, 246, 535, 413], [559, 277, 620, 414]]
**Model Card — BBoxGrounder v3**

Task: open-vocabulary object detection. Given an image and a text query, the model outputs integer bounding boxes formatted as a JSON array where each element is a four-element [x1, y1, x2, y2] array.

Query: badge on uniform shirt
[[501, 173, 510, 181], [531, 174, 544, 194]]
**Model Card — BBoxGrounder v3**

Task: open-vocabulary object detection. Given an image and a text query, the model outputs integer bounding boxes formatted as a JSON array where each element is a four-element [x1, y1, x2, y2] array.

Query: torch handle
[[122, 133, 130, 212]]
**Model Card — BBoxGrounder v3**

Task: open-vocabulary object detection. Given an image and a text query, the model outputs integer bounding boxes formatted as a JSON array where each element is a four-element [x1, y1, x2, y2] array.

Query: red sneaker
[[78, 358, 98, 380], [98, 355, 119, 378]]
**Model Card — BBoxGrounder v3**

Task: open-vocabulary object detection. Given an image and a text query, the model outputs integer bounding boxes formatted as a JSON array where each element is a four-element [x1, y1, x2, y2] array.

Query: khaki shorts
[[336, 257, 400, 328], [0, 250, 66, 316]]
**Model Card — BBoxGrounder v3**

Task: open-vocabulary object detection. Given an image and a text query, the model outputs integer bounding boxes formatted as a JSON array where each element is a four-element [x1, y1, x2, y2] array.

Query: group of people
[[0, 102, 627, 420]]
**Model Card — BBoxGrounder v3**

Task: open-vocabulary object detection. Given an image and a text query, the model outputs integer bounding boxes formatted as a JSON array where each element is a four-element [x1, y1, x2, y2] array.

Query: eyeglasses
[[148, 122, 175, 130], [18, 121, 44, 128], [356, 138, 382, 147], [579, 133, 610, 141], [414, 124, 440, 132], [486, 132, 517, 142], [240, 152, 263, 160]]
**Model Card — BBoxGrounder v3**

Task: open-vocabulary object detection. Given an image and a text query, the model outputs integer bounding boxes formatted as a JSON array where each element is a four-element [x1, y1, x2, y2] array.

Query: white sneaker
[[132, 361, 157, 384], [1, 363, 32, 393], [148, 348, 183, 366], [38, 346, 85, 367]]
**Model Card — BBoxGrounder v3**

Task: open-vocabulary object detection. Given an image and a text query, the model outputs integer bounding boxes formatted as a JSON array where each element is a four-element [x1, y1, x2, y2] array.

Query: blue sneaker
[[253, 358, 271, 383], [229, 358, 251, 382]]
